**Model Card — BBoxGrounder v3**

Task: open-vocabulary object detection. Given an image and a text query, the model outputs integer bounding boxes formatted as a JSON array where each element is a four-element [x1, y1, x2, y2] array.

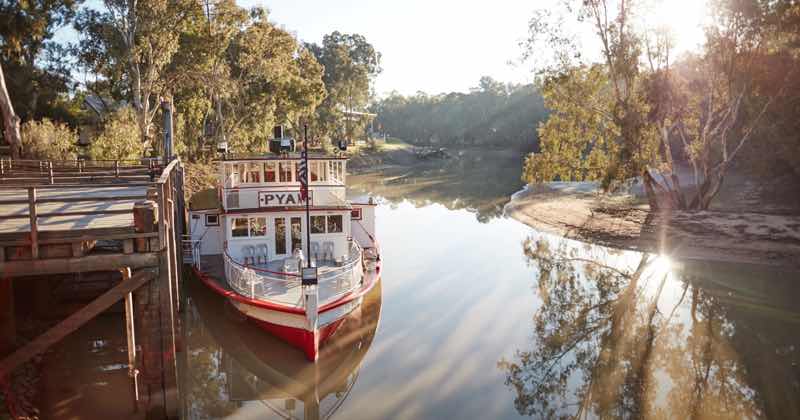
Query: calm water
[[180, 167, 800, 420]]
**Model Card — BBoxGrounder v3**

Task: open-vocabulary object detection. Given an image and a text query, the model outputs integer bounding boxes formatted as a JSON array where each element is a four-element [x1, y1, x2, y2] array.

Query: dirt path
[[505, 184, 800, 270]]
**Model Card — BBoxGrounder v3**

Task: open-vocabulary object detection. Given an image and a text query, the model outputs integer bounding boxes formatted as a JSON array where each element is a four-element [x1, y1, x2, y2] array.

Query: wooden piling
[[0, 278, 14, 357], [28, 187, 38, 259], [120, 267, 140, 412]]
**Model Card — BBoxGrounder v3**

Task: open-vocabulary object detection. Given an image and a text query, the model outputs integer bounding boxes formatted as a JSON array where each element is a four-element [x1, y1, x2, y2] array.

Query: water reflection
[[349, 151, 523, 222], [183, 279, 382, 419], [500, 236, 800, 419]]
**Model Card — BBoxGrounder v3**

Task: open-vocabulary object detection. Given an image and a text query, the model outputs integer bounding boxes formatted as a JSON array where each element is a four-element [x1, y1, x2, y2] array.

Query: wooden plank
[[0, 269, 155, 379], [0, 182, 156, 190], [28, 187, 38, 259], [0, 209, 132, 221], [38, 232, 157, 246], [119, 267, 140, 411], [0, 252, 159, 276]]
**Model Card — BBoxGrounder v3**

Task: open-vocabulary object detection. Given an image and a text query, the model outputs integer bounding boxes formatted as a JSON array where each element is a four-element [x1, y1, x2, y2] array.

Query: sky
[[57, 0, 709, 98], [239, 0, 540, 96]]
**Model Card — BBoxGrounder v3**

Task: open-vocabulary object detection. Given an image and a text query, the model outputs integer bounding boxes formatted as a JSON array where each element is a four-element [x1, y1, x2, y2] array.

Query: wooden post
[[114, 160, 120, 178], [28, 187, 38, 259], [48, 161, 54, 184], [119, 267, 140, 412], [157, 181, 179, 417], [133, 200, 158, 253], [0, 278, 14, 358]]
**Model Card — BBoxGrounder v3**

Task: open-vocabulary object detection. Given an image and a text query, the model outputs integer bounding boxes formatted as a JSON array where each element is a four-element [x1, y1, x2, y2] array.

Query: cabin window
[[224, 164, 235, 184], [291, 217, 302, 252], [236, 163, 247, 182], [350, 208, 362, 220], [250, 217, 267, 236], [231, 217, 249, 237], [264, 162, 277, 182], [279, 162, 293, 182], [310, 216, 326, 234], [274, 218, 286, 254], [205, 214, 219, 226], [327, 215, 343, 233], [329, 161, 344, 184], [310, 161, 328, 182], [247, 163, 262, 183]]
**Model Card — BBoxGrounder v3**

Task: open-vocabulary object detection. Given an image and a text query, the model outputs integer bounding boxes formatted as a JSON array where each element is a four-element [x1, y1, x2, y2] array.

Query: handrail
[[221, 241, 365, 306], [156, 159, 181, 184], [223, 249, 300, 278]]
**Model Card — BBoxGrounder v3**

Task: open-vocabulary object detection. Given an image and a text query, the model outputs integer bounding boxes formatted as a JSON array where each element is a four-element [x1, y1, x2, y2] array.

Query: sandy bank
[[505, 183, 800, 270]]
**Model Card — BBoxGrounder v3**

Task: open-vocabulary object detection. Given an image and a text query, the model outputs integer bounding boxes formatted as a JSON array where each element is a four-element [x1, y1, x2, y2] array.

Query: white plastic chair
[[243, 245, 255, 265]]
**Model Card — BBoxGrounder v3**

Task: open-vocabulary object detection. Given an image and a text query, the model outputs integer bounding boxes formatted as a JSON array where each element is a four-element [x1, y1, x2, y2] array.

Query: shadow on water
[[182, 277, 382, 419], [499, 235, 800, 419]]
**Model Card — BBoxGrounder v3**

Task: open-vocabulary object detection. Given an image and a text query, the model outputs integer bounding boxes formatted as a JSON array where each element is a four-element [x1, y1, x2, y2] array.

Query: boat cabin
[[188, 154, 376, 270]]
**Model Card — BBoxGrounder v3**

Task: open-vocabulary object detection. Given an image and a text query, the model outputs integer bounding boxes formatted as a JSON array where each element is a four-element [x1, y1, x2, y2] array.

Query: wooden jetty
[[0, 157, 187, 419]]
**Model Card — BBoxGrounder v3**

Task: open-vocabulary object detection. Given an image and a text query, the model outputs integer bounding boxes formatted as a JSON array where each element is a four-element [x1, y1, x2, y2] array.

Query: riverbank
[[504, 182, 800, 269]]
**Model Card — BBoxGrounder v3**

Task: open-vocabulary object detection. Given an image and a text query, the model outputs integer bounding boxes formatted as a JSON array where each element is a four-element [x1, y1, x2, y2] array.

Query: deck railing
[[221, 241, 364, 308]]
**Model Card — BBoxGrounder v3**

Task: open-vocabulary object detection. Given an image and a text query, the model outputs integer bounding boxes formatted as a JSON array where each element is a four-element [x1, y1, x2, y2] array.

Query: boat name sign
[[258, 190, 313, 207]]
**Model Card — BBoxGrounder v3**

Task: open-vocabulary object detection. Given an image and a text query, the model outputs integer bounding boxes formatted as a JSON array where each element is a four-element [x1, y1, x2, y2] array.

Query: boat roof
[[215, 153, 348, 162], [189, 188, 220, 211]]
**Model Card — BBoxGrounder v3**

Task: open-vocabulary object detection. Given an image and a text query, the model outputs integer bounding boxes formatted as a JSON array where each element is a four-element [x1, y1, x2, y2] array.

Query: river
[[180, 165, 800, 420]]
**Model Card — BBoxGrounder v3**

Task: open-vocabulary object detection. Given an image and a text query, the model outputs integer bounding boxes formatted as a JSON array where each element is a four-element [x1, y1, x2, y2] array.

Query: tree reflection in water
[[499, 235, 800, 419]]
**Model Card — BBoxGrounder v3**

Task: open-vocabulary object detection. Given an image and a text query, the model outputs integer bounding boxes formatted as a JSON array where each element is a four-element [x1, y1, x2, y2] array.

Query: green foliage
[[88, 108, 142, 160], [20, 118, 78, 160], [307, 31, 382, 143], [168, 2, 326, 157], [524, 65, 659, 187], [0, 0, 84, 123], [374, 77, 547, 150]]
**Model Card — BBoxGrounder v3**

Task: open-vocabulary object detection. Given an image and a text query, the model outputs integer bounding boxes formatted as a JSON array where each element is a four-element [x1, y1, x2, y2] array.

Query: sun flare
[[647, 0, 709, 54]]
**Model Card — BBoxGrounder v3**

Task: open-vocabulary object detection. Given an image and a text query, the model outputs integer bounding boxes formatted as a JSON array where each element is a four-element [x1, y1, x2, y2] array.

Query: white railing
[[182, 236, 202, 269], [222, 241, 364, 308]]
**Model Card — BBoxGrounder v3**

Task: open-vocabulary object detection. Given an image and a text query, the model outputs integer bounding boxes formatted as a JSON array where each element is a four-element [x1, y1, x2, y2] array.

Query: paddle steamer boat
[[186, 130, 381, 361]]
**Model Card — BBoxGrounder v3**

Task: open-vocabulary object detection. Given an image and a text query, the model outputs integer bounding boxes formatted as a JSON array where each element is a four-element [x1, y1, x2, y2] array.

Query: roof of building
[[189, 188, 221, 211]]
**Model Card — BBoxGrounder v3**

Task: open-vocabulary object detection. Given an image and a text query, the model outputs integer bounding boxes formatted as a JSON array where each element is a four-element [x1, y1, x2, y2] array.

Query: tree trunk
[[0, 63, 22, 159]]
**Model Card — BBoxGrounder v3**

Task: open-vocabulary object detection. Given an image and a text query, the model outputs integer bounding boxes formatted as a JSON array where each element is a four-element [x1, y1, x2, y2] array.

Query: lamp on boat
[[269, 125, 295, 155], [216, 141, 228, 156]]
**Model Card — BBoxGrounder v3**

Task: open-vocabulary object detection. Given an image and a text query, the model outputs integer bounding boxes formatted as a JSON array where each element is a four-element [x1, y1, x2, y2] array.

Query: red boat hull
[[192, 259, 380, 362], [248, 317, 346, 361]]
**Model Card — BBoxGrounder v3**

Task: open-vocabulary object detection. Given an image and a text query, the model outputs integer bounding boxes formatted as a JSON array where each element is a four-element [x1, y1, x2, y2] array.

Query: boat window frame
[[327, 215, 343, 233], [310, 215, 326, 234], [264, 161, 277, 182], [231, 217, 249, 238], [205, 214, 219, 226]]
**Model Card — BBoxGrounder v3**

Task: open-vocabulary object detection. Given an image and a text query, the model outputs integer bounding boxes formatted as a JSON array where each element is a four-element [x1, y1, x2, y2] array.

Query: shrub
[[88, 107, 142, 161], [20, 119, 78, 160]]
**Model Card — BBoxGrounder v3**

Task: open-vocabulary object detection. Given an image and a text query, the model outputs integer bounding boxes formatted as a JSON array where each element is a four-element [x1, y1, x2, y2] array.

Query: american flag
[[298, 149, 309, 201]]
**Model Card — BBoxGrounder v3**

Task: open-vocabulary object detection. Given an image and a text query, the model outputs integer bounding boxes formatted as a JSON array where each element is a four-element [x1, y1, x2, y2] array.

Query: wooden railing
[[0, 158, 184, 264], [0, 158, 163, 185]]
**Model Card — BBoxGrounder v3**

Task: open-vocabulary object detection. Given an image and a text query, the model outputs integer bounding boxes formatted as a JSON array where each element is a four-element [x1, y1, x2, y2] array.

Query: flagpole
[[303, 124, 312, 268]]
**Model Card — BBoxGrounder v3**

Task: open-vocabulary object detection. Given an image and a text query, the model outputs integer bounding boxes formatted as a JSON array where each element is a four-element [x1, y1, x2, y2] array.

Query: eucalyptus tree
[[0, 0, 84, 154], [74, 0, 193, 151], [306, 32, 382, 143], [522, 0, 796, 210]]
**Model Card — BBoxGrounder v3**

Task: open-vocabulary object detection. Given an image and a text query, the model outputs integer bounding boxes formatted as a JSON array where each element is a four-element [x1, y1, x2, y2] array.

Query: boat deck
[[196, 254, 362, 306]]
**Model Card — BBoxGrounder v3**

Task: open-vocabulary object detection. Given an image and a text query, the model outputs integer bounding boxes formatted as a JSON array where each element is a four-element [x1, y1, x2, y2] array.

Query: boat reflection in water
[[500, 234, 800, 420], [183, 277, 382, 420]]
